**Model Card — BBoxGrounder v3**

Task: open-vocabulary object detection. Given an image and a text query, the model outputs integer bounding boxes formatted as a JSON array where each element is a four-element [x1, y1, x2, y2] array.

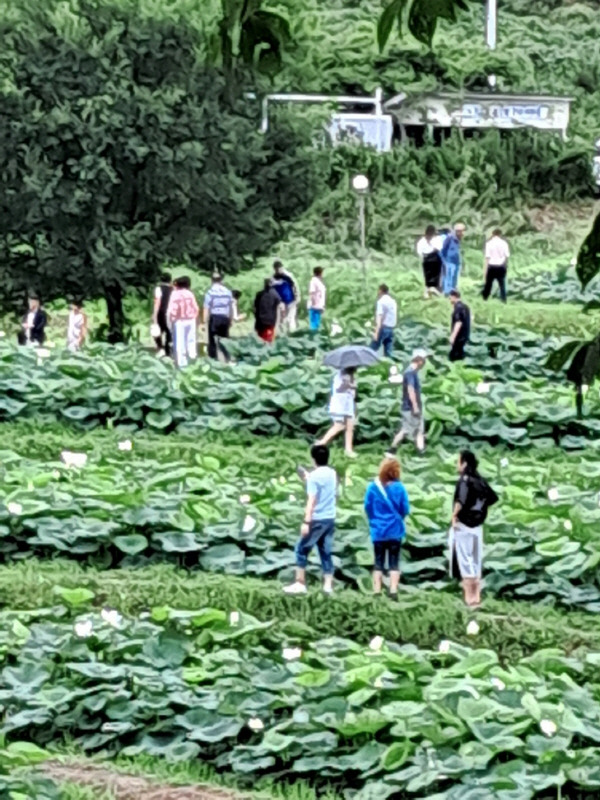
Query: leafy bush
[[4, 606, 600, 798]]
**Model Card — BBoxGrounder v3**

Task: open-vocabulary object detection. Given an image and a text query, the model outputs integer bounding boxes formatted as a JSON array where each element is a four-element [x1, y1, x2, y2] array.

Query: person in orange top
[[167, 276, 199, 368]]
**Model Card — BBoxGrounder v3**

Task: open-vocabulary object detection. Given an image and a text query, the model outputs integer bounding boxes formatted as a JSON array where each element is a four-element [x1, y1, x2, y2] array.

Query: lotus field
[[4, 242, 600, 799]]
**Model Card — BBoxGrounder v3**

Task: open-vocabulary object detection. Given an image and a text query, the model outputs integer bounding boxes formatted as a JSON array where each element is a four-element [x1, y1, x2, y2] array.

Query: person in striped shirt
[[203, 273, 234, 362], [167, 276, 199, 368]]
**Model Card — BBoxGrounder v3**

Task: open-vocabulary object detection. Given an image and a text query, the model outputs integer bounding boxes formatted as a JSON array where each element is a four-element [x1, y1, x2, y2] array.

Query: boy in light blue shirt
[[284, 445, 337, 595]]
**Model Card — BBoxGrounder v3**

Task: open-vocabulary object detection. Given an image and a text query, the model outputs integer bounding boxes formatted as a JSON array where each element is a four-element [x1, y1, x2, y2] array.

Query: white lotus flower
[[36, 348, 51, 359], [74, 620, 93, 638], [467, 620, 480, 636], [289, 494, 296, 502], [364, 320, 371, 329], [540, 719, 557, 737], [500, 458, 509, 468], [476, 382, 490, 394], [331, 323, 343, 336], [389, 365, 398, 376], [118, 440, 133, 451], [582, 385, 589, 394], [7, 502, 22, 516], [61, 451, 88, 469], [101, 608, 123, 629], [369, 636, 384, 652], [247, 717, 264, 732], [490, 677, 506, 691], [374, 676, 384, 689], [0, 331, 5, 338], [279, 476, 286, 485], [239, 494, 251, 505], [564, 519, 573, 531], [438, 640, 451, 654], [570, 257, 577, 267], [282, 647, 302, 661], [242, 515, 256, 533], [52, 470, 60, 479], [229, 611, 240, 626], [548, 488, 559, 501]]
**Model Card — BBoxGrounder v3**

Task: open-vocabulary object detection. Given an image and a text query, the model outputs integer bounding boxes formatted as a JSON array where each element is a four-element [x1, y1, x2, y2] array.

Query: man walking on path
[[204, 273, 234, 362], [370, 284, 397, 357], [284, 445, 337, 595], [441, 223, 466, 295], [167, 276, 199, 368], [272, 260, 300, 333], [387, 349, 428, 456], [482, 228, 510, 303], [308, 267, 326, 331], [254, 278, 283, 343], [449, 289, 471, 362]]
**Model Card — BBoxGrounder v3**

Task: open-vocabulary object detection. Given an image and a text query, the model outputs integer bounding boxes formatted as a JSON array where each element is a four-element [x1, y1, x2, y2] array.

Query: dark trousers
[[370, 326, 394, 358], [482, 265, 507, 302], [153, 312, 172, 356], [450, 339, 466, 362], [208, 315, 231, 361]]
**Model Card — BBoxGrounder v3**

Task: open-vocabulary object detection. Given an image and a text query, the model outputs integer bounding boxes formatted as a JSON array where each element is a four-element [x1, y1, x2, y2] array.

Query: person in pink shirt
[[167, 276, 199, 368]]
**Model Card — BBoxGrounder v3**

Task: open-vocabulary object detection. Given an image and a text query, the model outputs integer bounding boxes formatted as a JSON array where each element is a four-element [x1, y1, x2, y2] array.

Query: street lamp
[[352, 174, 369, 281]]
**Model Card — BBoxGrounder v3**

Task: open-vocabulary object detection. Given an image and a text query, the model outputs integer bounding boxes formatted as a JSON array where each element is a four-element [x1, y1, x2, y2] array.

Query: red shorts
[[258, 327, 275, 343]]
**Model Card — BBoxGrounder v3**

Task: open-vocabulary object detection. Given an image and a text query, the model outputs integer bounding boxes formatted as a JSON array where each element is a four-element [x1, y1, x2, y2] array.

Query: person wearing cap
[[441, 223, 466, 295], [18, 293, 47, 346], [370, 284, 397, 358], [203, 272, 234, 362], [272, 260, 300, 333], [449, 289, 471, 361], [387, 349, 427, 456]]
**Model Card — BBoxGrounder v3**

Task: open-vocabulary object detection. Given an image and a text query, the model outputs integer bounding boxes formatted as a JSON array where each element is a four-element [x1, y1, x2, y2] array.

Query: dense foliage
[[5, 606, 600, 798]]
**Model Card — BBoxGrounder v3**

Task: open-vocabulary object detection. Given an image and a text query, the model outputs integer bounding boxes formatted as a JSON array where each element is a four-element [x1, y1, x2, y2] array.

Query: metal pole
[[359, 194, 366, 282], [486, 0, 497, 49]]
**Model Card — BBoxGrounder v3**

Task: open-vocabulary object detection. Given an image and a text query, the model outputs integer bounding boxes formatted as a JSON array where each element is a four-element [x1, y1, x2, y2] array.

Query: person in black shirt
[[449, 289, 470, 361], [152, 272, 173, 357], [18, 293, 47, 346], [450, 450, 498, 607], [254, 279, 283, 344]]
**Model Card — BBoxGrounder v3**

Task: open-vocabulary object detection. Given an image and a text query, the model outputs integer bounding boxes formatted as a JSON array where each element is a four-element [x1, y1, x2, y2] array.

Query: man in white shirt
[[482, 229, 510, 303], [370, 284, 397, 357]]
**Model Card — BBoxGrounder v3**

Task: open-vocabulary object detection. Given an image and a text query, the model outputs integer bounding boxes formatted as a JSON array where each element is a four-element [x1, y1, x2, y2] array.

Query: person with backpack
[[449, 450, 498, 607], [272, 260, 300, 333], [152, 272, 173, 357], [364, 457, 410, 599]]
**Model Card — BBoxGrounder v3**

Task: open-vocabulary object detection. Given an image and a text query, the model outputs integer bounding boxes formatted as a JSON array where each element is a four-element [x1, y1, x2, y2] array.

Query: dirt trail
[[43, 762, 246, 800]]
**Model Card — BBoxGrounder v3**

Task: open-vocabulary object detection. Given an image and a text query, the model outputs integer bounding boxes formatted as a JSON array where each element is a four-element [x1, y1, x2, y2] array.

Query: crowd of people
[[285, 444, 498, 607]]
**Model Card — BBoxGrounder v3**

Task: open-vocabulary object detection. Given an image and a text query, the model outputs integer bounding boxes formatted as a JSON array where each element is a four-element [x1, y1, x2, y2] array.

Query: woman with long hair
[[450, 450, 498, 607], [416, 225, 443, 299], [317, 367, 357, 458], [364, 457, 410, 599]]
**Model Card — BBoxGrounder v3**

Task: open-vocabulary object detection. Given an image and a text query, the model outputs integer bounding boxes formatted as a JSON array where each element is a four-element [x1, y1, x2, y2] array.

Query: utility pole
[[486, 0, 497, 50]]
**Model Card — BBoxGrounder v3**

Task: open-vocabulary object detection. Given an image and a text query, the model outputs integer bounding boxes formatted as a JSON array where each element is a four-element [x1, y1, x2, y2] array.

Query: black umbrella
[[323, 344, 380, 370]]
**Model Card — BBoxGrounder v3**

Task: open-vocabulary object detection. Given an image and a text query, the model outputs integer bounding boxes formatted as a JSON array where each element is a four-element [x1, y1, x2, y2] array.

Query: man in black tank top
[[153, 272, 173, 357]]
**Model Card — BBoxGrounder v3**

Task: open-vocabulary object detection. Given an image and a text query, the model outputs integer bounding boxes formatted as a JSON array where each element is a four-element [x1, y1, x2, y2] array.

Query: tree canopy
[[0, 0, 321, 339]]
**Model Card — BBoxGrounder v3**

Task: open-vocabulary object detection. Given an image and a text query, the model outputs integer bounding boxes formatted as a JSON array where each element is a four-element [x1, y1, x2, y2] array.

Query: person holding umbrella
[[318, 344, 380, 458]]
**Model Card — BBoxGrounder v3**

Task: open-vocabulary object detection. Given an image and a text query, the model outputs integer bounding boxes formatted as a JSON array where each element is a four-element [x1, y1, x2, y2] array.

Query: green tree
[[378, 0, 470, 50], [0, 0, 318, 340]]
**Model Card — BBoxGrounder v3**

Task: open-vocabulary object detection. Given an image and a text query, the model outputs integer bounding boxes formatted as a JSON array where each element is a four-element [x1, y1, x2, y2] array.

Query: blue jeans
[[370, 326, 394, 357], [295, 519, 335, 575], [443, 261, 460, 295], [309, 309, 323, 331]]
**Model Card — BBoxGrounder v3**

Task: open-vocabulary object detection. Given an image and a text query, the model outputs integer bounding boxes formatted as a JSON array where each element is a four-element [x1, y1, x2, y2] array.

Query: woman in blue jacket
[[364, 457, 410, 599]]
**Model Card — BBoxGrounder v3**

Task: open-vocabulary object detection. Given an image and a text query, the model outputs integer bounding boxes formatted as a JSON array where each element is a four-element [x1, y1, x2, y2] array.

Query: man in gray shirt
[[370, 284, 397, 357], [284, 445, 337, 595], [203, 272, 234, 362]]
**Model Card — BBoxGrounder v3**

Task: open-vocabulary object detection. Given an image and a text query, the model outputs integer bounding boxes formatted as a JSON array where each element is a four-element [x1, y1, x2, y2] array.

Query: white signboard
[[329, 113, 393, 152], [394, 94, 573, 139]]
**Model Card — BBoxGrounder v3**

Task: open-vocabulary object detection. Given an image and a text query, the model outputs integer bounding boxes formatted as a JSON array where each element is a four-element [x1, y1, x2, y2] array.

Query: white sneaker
[[323, 585, 333, 595], [283, 582, 307, 595]]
